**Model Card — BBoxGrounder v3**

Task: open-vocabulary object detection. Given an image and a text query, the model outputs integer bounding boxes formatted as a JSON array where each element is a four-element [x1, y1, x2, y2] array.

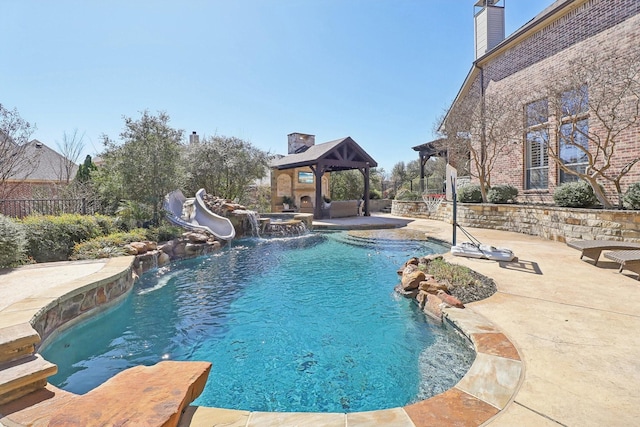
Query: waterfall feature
[[264, 219, 308, 237], [233, 210, 261, 237], [195, 192, 311, 239]]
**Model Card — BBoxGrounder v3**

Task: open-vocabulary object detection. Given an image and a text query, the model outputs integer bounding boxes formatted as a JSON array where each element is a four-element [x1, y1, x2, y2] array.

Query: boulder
[[394, 283, 419, 299], [184, 243, 201, 255], [158, 252, 171, 267], [419, 278, 449, 294], [144, 241, 157, 251], [416, 290, 428, 309], [158, 243, 174, 257], [173, 243, 186, 258], [402, 270, 426, 291], [437, 290, 465, 308], [187, 232, 209, 243], [130, 242, 147, 255], [423, 293, 444, 321], [123, 244, 138, 256]]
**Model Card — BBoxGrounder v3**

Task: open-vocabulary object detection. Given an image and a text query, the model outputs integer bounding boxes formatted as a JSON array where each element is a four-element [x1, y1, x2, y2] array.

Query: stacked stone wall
[[32, 258, 136, 346], [392, 200, 640, 242]]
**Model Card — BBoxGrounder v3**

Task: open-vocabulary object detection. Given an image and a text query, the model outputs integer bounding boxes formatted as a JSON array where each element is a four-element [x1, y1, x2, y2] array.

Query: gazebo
[[271, 137, 378, 219], [411, 139, 448, 193]]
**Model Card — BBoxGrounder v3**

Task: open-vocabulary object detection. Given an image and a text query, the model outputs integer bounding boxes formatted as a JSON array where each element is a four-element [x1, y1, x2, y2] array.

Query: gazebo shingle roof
[[270, 136, 377, 171]]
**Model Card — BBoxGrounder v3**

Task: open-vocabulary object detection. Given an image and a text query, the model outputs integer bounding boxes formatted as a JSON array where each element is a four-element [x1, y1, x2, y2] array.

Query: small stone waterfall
[[240, 210, 261, 237], [263, 219, 308, 237], [199, 192, 311, 238]]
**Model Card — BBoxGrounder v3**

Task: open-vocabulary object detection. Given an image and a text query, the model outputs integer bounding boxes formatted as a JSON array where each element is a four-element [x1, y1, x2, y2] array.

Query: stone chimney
[[287, 132, 315, 154], [474, 0, 505, 60], [189, 131, 199, 144]]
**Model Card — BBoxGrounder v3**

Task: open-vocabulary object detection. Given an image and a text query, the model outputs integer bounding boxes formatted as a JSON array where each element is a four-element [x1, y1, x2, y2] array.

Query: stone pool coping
[[0, 254, 522, 426]]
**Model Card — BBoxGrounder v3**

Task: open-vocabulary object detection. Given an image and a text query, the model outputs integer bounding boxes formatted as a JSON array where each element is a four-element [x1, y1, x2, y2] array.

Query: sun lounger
[[604, 250, 640, 280], [566, 240, 640, 266]]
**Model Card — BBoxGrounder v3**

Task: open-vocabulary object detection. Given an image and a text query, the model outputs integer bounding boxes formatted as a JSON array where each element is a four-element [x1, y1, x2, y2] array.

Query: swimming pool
[[42, 232, 474, 413]]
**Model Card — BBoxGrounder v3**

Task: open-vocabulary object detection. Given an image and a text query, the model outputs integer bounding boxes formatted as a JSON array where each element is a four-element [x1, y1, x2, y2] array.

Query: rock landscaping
[[395, 255, 497, 321], [124, 231, 223, 276]]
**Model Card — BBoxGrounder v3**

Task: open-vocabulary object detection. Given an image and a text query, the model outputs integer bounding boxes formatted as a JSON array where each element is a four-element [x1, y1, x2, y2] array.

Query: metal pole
[[451, 175, 457, 246]]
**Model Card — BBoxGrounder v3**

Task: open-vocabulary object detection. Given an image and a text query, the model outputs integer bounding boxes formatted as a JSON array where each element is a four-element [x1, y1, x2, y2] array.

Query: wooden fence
[[0, 198, 103, 218]]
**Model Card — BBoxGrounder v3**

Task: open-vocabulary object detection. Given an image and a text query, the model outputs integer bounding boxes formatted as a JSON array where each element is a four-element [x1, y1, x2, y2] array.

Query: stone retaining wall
[[392, 200, 640, 242], [33, 258, 136, 345]]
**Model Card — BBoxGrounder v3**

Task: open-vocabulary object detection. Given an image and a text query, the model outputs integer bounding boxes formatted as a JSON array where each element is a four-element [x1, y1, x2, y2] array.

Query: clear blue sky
[[3, 0, 552, 172]]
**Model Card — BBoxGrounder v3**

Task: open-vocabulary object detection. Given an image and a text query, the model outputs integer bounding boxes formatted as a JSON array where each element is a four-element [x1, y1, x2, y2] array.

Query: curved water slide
[[163, 188, 236, 241]]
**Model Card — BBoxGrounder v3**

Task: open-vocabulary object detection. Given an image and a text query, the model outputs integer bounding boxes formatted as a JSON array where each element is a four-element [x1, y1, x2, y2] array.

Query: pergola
[[271, 137, 378, 219], [411, 138, 448, 192]]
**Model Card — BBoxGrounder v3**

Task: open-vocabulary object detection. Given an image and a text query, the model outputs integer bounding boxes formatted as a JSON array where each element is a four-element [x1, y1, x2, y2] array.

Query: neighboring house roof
[[9, 139, 78, 182], [270, 137, 378, 171]]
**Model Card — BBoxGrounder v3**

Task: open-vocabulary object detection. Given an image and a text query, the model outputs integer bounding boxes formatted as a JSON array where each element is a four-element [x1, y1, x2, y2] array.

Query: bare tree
[[440, 86, 523, 202], [536, 51, 640, 208], [0, 105, 37, 199], [56, 129, 85, 183]]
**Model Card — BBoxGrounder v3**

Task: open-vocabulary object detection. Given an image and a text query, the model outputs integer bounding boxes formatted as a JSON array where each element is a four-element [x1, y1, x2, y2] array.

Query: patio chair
[[566, 240, 640, 266], [603, 250, 640, 280]]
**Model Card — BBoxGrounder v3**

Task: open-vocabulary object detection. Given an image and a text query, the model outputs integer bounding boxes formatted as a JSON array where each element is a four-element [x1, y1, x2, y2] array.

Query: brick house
[[1, 139, 78, 200], [443, 0, 640, 205]]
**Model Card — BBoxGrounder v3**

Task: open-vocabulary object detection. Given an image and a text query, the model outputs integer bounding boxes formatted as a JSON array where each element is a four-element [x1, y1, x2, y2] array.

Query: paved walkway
[[336, 214, 640, 426], [2, 215, 639, 426]]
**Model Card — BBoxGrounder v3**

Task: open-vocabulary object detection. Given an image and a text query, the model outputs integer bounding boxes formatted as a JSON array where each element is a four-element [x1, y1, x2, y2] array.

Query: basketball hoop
[[422, 193, 445, 213]]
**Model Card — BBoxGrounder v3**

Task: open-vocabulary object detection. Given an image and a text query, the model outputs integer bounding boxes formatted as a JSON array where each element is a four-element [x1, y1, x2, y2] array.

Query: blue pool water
[[42, 232, 474, 413]]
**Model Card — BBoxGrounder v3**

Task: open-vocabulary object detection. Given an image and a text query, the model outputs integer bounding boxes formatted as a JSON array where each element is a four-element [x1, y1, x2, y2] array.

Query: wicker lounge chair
[[566, 240, 640, 266], [603, 250, 640, 280]]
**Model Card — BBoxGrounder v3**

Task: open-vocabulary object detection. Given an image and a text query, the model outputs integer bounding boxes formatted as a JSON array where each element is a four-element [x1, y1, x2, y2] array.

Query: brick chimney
[[189, 131, 199, 144], [287, 132, 315, 154]]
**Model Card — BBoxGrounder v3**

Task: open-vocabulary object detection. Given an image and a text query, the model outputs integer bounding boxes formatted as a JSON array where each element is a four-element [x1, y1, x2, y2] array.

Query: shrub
[[369, 189, 382, 200], [420, 258, 476, 287], [623, 183, 640, 210], [145, 224, 183, 242], [487, 185, 518, 204], [115, 200, 153, 230], [94, 215, 119, 235], [71, 229, 149, 260], [553, 181, 597, 208], [456, 184, 483, 203], [21, 214, 109, 262], [0, 215, 27, 267], [395, 189, 421, 201]]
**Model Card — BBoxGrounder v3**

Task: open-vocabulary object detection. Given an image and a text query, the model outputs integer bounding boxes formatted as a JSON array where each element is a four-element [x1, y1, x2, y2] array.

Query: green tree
[[76, 155, 96, 183], [330, 167, 385, 200], [183, 135, 269, 201], [391, 161, 407, 191], [329, 170, 363, 200], [390, 160, 421, 191], [98, 111, 184, 223]]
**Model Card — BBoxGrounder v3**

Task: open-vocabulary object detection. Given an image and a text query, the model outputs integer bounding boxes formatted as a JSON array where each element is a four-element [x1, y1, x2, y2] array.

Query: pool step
[[329, 233, 426, 251], [0, 354, 57, 405], [0, 323, 57, 405], [0, 323, 40, 364]]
